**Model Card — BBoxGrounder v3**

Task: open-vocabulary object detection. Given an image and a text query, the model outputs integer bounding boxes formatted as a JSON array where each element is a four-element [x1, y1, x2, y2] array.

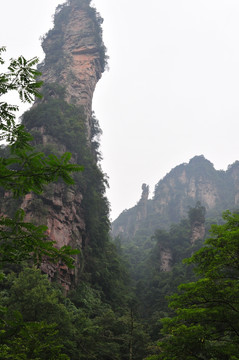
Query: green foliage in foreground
[[0, 208, 79, 267], [0, 47, 149, 359], [0, 47, 82, 267], [0, 48, 83, 357], [150, 211, 239, 360], [0, 268, 150, 360], [3, 45, 239, 360]]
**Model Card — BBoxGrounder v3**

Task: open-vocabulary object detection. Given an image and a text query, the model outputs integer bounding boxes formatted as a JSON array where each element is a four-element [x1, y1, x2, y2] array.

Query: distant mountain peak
[[112, 156, 238, 239]]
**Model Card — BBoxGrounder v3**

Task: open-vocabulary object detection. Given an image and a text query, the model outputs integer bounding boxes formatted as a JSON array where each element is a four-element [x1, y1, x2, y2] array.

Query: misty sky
[[1, 0, 239, 220]]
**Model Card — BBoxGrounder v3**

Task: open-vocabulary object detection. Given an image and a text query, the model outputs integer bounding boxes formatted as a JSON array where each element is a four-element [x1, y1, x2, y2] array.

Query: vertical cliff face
[[227, 161, 239, 206], [39, 0, 107, 138], [159, 247, 173, 272], [18, 0, 109, 290], [112, 155, 239, 240], [138, 184, 149, 218], [152, 156, 220, 221]]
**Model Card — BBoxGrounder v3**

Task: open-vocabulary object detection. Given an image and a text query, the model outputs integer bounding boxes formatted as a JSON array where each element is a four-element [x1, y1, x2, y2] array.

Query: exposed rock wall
[[190, 221, 205, 245], [159, 247, 173, 272], [228, 161, 239, 206], [112, 155, 239, 239], [39, 0, 106, 139], [22, 185, 85, 249], [18, 0, 107, 289]]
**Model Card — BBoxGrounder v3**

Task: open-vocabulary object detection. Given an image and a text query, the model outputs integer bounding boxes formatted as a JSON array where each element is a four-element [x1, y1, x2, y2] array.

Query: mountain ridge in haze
[[112, 155, 239, 239]]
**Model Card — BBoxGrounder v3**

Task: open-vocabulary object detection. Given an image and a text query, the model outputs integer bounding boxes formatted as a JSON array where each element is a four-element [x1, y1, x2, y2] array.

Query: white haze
[[1, 0, 239, 220]]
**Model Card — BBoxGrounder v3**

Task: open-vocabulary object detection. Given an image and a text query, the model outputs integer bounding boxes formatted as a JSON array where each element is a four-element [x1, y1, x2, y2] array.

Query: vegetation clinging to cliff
[[152, 212, 239, 359], [23, 83, 120, 304], [0, 49, 81, 268], [41, 0, 108, 72]]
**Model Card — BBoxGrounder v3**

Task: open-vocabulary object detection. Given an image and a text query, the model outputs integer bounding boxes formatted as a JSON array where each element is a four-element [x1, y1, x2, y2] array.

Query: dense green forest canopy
[[150, 211, 239, 360], [1, 3, 239, 356]]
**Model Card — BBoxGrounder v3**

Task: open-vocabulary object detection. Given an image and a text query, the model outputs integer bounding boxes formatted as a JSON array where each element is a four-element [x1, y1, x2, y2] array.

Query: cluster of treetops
[[0, 48, 239, 360]]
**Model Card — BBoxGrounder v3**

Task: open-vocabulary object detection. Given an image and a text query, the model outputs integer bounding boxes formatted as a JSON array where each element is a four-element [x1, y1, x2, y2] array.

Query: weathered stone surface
[[21, 183, 85, 248], [159, 247, 173, 272], [190, 221, 205, 245], [18, 0, 106, 288], [112, 155, 239, 239], [40, 0, 105, 139]]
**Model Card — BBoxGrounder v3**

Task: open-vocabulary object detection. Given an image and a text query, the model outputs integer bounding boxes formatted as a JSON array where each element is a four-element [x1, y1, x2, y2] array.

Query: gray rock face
[[112, 156, 239, 239], [0, 0, 107, 290], [40, 0, 105, 139]]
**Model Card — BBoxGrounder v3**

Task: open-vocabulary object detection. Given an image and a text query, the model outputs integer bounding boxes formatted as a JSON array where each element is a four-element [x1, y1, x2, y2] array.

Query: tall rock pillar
[[20, 0, 109, 290], [39, 0, 107, 138]]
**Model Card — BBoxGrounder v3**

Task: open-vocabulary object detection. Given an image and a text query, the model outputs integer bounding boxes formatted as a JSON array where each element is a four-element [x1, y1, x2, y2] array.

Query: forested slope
[[1, 1, 239, 359]]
